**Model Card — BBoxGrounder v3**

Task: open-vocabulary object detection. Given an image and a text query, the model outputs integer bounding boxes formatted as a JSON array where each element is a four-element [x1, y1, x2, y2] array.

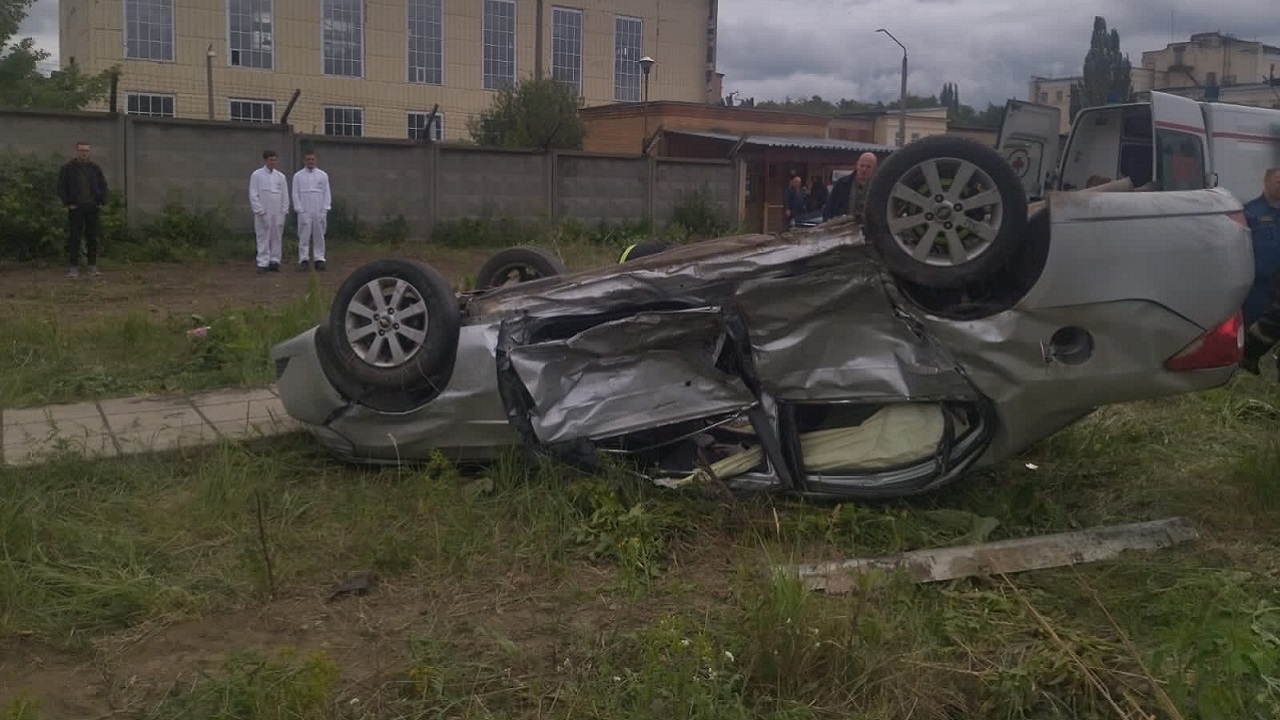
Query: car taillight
[[1164, 311, 1244, 371]]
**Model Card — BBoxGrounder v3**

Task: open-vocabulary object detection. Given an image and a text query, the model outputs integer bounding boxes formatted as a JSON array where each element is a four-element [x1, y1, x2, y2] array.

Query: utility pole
[[534, 0, 545, 79], [205, 44, 215, 120], [877, 29, 907, 146]]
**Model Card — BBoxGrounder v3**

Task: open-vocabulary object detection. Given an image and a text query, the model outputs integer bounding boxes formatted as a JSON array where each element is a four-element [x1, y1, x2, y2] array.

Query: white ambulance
[[997, 90, 1280, 203]]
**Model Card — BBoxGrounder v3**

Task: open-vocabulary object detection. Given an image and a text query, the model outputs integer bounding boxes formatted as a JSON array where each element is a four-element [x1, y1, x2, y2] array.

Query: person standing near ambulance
[[292, 150, 332, 271], [248, 149, 290, 273], [1241, 167, 1280, 375]]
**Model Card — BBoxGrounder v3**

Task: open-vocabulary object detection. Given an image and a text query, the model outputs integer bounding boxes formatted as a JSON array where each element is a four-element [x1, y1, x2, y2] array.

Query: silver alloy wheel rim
[[884, 156, 1004, 268], [345, 276, 430, 368]]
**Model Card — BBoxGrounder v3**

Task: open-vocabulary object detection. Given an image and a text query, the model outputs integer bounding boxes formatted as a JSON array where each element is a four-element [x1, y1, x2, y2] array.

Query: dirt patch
[[0, 246, 495, 322], [0, 560, 728, 718]]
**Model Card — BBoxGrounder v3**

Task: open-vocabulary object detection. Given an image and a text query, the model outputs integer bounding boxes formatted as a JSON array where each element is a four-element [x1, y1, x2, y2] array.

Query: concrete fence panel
[[555, 152, 648, 224], [436, 147, 548, 221], [652, 158, 736, 227], [0, 110, 125, 191], [127, 117, 292, 228], [299, 136, 432, 230], [0, 107, 747, 238]]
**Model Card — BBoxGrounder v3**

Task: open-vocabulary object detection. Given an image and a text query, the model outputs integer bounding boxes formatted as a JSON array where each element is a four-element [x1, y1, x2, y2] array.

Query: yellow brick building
[[1027, 75, 1080, 135], [58, 0, 720, 140]]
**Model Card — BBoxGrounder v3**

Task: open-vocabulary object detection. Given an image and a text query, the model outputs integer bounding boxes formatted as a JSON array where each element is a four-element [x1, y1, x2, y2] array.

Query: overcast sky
[[16, 0, 1279, 107]]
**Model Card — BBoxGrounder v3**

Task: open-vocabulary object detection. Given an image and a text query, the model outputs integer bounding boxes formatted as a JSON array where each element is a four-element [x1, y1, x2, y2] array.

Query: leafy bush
[[323, 198, 412, 245], [668, 184, 731, 240], [0, 151, 129, 261], [429, 215, 654, 249]]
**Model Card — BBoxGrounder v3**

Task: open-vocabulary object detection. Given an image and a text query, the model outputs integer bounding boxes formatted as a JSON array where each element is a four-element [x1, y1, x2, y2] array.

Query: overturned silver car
[[271, 134, 1253, 499]]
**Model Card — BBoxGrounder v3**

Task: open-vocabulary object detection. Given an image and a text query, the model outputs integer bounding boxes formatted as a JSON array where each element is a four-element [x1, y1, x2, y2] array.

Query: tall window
[[230, 99, 274, 123], [228, 0, 273, 69], [323, 106, 363, 137], [408, 111, 444, 141], [483, 0, 515, 90], [614, 16, 643, 102], [407, 0, 443, 84], [551, 7, 582, 96], [126, 92, 175, 117], [124, 0, 174, 61], [322, 0, 363, 77]]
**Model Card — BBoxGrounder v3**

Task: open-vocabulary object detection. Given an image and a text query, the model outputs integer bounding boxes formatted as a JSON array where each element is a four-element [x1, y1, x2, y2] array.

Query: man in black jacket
[[822, 152, 879, 222], [56, 141, 110, 278]]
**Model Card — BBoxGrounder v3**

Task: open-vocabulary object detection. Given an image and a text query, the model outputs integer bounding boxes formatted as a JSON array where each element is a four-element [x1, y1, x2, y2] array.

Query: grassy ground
[[0, 238, 620, 409], [2, 243, 1280, 719], [1, 380, 1278, 720]]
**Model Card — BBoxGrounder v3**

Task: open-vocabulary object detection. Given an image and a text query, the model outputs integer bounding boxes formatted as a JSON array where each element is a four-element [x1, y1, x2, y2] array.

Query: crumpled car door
[[498, 306, 755, 446]]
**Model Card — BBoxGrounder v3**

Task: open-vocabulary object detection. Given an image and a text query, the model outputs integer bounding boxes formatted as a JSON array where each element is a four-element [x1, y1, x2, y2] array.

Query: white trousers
[[297, 211, 328, 263], [254, 212, 285, 267]]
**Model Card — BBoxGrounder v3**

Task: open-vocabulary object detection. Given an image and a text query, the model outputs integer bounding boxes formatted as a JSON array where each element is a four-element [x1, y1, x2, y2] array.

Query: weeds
[[0, 279, 330, 408], [142, 649, 340, 720]]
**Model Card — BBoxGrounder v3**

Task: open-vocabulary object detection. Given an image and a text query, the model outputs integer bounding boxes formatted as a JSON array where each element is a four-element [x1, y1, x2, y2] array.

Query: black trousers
[[67, 205, 101, 267]]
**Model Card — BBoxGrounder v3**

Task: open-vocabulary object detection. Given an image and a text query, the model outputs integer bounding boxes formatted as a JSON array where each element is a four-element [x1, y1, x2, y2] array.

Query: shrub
[[322, 198, 412, 245], [0, 151, 129, 262], [668, 184, 731, 240]]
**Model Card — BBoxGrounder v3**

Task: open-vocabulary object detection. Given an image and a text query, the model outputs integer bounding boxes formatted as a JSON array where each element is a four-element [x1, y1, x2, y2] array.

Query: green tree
[[1070, 16, 1132, 120], [0, 0, 116, 109], [467, 76, 586, 150]]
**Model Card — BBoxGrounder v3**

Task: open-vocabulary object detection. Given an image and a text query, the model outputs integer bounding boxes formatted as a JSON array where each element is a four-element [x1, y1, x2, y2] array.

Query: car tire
[[474, 246, 567, 290], [619, 240, 673, 263], [317, 258, 461, 408], [864, 135, 1028, 289]]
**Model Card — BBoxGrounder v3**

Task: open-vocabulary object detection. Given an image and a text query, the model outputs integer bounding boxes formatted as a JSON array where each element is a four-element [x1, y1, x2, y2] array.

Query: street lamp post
[[876, 29, 907, 146], [206, 44, 216, 120], [639, 55, 655, 155]]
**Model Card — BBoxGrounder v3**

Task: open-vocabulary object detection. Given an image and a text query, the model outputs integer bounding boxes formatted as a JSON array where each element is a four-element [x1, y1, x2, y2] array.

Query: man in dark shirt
[[823, 152, 879, 222], [56, 141, 110, 278], [783, 174, 806, 229]]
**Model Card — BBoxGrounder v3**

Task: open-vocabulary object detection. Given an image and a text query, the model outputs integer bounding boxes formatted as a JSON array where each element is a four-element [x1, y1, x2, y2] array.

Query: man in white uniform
[[248, 149, 290, 273], [292, 150, 332, 271]]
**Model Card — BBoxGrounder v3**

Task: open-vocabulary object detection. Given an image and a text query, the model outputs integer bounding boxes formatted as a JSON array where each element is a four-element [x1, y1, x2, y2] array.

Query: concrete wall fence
[[0, 107, 742, 236]]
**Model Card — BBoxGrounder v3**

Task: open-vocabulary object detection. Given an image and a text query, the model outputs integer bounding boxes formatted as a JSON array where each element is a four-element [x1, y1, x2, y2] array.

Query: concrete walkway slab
[[100, 396, 219, 456], [189, 387, 299, 438], [3, 401, 118, 465], [0, 385, 301, 468]]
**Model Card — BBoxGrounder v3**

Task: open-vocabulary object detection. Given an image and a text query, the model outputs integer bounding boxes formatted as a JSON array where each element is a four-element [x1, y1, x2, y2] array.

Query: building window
[[614, 16, 643, 102], [228, 0, 273, 69], [230, 99, 274, 123], [322, 0, 363, 77], [323, 106, 363, 137], [126, 92, 175, 117], [482, 0, 516, 90], [407, 0, 443, 84], [124, 0, 174, 61], [551, 7, 583, 96], [1055, 90, 1063, 101], [408, 111, 444, 141]]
